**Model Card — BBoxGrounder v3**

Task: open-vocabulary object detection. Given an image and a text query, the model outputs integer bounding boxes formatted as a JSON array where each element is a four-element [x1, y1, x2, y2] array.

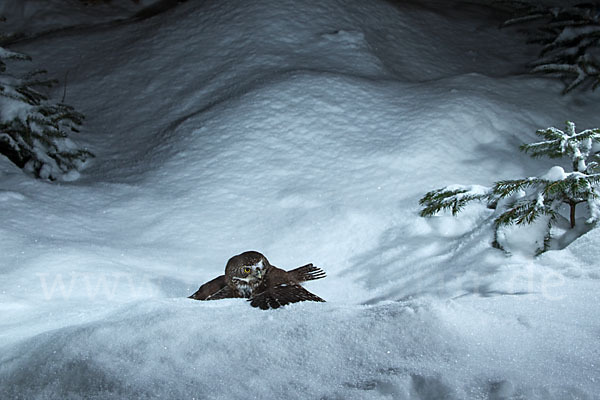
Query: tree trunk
[[569, 201, 576, 229]]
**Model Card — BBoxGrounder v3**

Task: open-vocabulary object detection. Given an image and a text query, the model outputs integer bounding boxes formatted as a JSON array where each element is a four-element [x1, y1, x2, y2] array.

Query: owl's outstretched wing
[[248, 283, 325, 310], [287, 263, 326, 282], [188, 275, 240, 300]]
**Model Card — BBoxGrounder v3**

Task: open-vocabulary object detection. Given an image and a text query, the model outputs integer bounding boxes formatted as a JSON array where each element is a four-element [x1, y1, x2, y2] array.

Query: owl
[[188, 251, 326, 309]]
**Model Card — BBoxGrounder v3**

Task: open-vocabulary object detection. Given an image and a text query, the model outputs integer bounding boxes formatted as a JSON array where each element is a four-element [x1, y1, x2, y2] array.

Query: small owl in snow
[[189, 251, 326, 309]]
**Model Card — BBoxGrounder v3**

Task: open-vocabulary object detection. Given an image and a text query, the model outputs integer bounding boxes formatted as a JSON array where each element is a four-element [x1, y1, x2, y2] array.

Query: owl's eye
[[243, 267, 252, 274]]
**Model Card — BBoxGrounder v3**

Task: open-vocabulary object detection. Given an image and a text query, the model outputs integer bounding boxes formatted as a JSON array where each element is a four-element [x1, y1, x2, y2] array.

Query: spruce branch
[[521, 121, 600, 171], [419, 186, 490, 217], [494, 198, 556, 226], [492, 178, 539, 197], [497, 1, 550, 27]]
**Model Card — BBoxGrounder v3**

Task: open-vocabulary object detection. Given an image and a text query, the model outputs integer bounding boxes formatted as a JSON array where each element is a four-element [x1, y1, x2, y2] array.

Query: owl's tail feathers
[[289, 263, 326, 282]]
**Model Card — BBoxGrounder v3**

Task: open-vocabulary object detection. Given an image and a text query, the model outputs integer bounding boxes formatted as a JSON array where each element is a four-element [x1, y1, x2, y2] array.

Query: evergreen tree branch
[[492, 178, 539, 197], [494, 199, 556, 226], [419, 187, 490, 217], [500, 2, 600, 93]]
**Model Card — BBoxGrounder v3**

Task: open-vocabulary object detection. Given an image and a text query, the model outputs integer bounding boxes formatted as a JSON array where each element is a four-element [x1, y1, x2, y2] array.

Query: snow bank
[[1, 0, 599, 398], [5, 289, 600, 400], [2, 296, 598, 400]]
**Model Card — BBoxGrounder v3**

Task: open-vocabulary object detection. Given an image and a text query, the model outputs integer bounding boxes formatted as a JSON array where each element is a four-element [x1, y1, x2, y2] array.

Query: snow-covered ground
[[1, 0, 599, 398]]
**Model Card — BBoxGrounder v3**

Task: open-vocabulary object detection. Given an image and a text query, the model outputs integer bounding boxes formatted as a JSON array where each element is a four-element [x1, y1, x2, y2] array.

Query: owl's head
[[225, 251, 269, 297]]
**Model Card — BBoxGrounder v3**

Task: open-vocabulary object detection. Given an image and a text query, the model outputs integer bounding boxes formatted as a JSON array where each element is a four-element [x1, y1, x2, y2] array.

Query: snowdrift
[[0, 0, 599, 398]]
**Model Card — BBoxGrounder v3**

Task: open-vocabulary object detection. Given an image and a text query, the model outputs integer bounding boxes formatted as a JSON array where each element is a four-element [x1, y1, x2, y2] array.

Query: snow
[[556, 25, 600, 43], [541, 165, 567, 181], [0, 86, 34, 122], [1, 0, 600, 399]]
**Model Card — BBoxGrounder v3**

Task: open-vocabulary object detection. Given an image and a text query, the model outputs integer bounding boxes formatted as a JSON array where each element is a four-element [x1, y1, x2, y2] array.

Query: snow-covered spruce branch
[[418, 185, 491, 217], [0, 23, 93, 180], [499, 1, 600, 93], [493, 195, 558, 227], [419, 121, 600, 254], [521, 121, 600, 172]]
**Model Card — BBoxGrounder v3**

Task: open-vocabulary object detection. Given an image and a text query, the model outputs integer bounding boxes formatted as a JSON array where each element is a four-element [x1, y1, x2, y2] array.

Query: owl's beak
[[255, 268, 263, 279]]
